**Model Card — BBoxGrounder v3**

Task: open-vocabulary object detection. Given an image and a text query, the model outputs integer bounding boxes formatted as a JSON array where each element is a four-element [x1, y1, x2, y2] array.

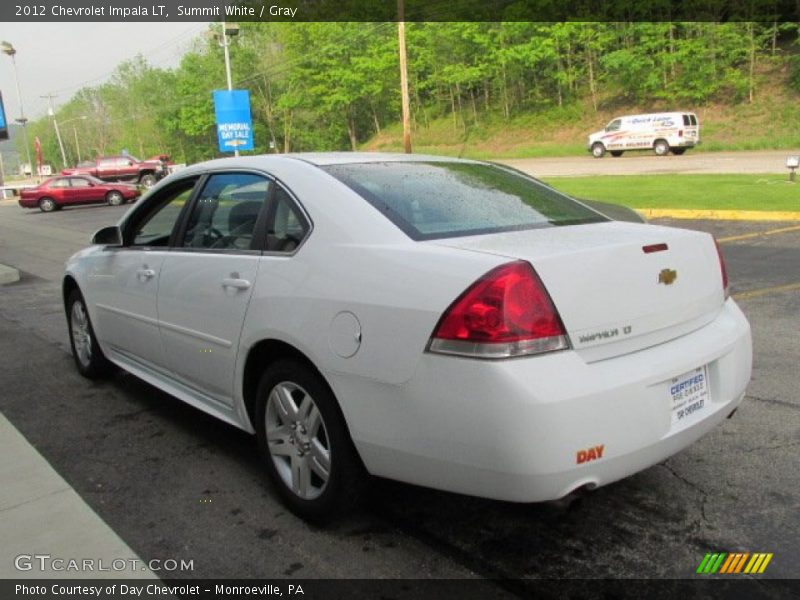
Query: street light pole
[[1, 41, 34, 178], [219, 22, 238, 157]]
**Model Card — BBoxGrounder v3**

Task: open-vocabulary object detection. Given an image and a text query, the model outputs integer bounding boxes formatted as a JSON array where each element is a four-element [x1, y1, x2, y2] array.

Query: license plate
[[670, 366, 710, 427]]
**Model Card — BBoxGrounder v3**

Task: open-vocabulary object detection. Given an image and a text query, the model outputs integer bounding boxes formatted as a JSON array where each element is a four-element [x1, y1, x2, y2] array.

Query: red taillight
[[679, 129, 684, 137], [714, 238, 729, 298], [428, 261, 569, 358]]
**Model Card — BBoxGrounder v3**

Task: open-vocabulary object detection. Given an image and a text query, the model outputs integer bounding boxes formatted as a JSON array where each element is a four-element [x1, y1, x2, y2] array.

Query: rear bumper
[[18, 198, 38, 208], [331, 299, 751, 502]]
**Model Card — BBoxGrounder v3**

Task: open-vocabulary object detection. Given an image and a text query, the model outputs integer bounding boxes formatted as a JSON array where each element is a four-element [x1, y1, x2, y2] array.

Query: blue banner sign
[[213, 90, 254, 152], [0, 92, 8, 141]]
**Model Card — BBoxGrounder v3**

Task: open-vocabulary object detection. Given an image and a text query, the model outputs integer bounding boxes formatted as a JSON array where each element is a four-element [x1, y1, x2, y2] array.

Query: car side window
[[266, 185, 310, 253], [128, 178, 198, 247], [50, 179, 69, 188], [70, 178, 90, 188], [606, 119, 621, 132], [182, 173, 271, 251], [98, 158, 116, 168]]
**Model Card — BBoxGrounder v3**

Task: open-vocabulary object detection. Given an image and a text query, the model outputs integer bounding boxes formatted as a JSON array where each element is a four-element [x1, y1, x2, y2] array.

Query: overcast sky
[[0, 22, 207, 120]]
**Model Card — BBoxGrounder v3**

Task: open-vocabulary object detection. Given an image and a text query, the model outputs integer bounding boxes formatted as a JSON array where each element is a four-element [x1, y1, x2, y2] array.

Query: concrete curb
[[0, 412, 157, 578], [637, 208, 800, 221], [0, 264, 20, 285]]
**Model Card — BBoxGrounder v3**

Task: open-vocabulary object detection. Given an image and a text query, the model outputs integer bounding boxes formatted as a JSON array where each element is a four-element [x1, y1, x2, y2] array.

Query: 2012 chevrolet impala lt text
[[62, 153, 752, 520]]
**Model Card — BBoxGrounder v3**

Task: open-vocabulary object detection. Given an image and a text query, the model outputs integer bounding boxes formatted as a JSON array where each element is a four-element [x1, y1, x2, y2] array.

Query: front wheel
[[653, 139, 670, 156], [591, 143, 606, 158], [255, 360, 365, 522], [106, 191, 124, 206], [66, 290, 114, 379], [139, 173, 157, 188]]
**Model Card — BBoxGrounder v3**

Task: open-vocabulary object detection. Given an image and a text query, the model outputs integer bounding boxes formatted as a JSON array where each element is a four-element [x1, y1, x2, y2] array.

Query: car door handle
[[136, 268, 156, 280], [221, 277, 251, 290]]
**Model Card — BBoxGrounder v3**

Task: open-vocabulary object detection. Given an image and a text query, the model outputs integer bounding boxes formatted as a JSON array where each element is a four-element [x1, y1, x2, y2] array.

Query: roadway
[[501, 149, 799, 177]]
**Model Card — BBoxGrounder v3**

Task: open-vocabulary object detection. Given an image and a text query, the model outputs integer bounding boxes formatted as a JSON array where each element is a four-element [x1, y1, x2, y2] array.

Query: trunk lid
[[431, 221, 725, 361]]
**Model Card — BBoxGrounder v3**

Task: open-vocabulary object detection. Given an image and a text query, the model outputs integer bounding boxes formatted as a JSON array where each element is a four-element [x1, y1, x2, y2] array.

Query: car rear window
[[322, 161, 606, 241]]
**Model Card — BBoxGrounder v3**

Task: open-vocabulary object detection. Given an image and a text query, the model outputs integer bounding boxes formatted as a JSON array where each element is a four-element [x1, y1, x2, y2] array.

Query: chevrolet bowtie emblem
[[658, 268, 678, 285]]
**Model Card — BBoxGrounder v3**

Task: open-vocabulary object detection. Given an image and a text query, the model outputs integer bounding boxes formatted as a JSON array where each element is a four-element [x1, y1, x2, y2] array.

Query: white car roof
[[174, 152, 482, 177]]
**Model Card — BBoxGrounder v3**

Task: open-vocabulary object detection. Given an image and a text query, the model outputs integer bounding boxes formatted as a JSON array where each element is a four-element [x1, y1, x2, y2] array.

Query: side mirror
[[91, 225, 122, 246]]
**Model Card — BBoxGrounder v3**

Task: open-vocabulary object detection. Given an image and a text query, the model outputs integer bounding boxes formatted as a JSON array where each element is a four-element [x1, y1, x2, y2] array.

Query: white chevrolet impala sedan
[[63, 153, 752, 520]]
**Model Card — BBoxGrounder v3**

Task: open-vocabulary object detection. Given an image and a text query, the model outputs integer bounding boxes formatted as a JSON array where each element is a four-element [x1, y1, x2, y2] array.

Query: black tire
[[39, 197, 57, 213], [106, 191, 124, 206], [591, 142, 606, 158], [66, 289, 114, 379], [255, 360, 365, 522], [653, 139, 670, 156], [139, 173, 157, 188], [672, 148, 687, 155], [610, 151, 624, 157]]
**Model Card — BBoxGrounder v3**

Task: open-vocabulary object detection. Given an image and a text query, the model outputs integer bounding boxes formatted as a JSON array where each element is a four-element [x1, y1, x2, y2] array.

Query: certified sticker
[[670, 365, 711, 427]]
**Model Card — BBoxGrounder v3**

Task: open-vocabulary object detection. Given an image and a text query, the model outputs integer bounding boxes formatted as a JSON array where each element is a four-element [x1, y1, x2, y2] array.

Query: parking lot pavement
[[0, 203, 798, 587]]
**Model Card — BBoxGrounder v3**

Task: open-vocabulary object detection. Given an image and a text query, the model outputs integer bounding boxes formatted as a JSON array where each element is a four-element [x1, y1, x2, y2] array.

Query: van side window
[[606, 119, 621, 132]]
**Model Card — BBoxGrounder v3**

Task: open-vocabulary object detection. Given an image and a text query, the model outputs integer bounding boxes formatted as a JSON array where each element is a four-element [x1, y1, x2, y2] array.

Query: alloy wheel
[[265, 381, 331, 500], [70, 300, 92, 367]]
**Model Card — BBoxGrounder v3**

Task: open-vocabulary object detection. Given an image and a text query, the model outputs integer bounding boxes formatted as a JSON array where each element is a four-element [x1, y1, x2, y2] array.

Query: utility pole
[[42, 93, 67, 168], [397, 0, 412, 154], [73, 126, 81, 162]]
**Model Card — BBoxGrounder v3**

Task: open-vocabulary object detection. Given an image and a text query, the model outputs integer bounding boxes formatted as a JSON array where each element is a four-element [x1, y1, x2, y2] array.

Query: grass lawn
[[542, 174, 800, 211]]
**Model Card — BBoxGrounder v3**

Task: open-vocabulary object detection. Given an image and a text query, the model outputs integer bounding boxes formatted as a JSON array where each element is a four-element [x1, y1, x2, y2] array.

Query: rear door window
[[690, 114, 698, 126]]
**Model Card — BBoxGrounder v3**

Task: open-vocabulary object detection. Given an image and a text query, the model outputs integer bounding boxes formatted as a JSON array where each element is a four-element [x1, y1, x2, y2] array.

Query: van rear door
[[682, 114, 700, 144]]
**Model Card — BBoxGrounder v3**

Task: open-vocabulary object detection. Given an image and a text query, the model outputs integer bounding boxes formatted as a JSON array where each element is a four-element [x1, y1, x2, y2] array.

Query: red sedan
[[19, 175, 140, 212]]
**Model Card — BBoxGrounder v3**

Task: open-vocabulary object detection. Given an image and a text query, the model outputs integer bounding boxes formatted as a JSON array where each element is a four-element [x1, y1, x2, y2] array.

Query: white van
[[587, 112, 700, 158]]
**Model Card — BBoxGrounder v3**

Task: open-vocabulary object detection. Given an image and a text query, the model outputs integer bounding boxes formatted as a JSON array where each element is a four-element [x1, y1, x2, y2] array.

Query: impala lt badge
[[659, 268, 678, 285]]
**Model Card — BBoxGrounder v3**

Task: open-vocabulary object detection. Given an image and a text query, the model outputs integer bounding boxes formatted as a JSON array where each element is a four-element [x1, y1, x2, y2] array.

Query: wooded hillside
[[22, 22, 800, 166]]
